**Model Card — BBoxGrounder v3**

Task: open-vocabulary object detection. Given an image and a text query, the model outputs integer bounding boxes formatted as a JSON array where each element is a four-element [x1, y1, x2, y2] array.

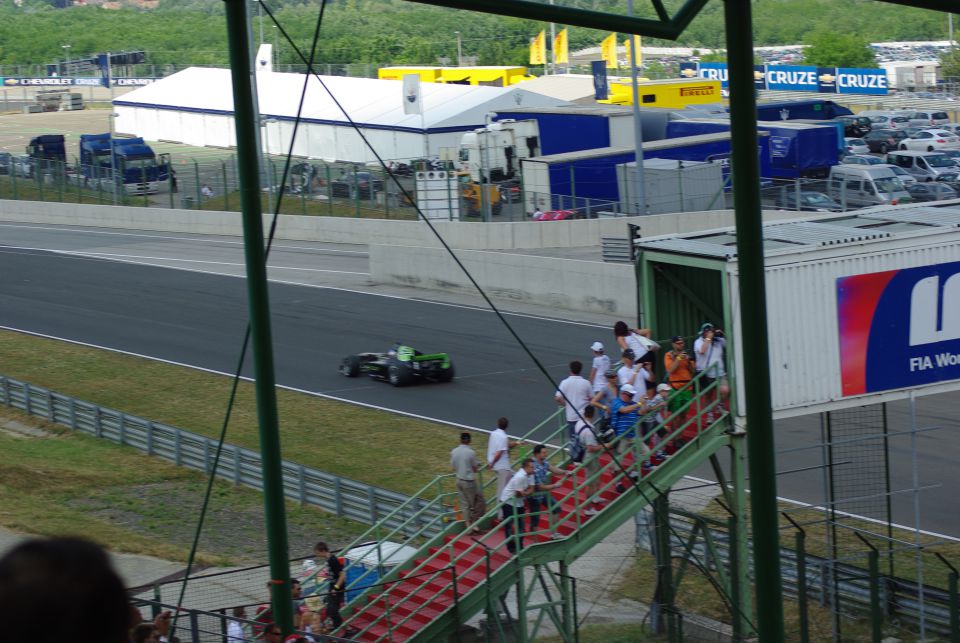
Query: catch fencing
[[0, 376, 447, 536]]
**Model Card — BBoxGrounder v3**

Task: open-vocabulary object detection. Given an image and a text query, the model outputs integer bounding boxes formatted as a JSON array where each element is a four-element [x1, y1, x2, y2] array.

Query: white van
[[828, 164, 912, 208], [885, 150, 957, 181]]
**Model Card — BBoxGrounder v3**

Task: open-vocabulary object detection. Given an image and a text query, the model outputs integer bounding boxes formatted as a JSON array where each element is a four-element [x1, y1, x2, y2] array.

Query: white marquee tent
[[113, 67, 569, 163]]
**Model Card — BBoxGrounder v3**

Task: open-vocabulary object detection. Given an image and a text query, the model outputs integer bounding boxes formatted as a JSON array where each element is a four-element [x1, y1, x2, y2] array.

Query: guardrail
[[0, 376, 446, 536]]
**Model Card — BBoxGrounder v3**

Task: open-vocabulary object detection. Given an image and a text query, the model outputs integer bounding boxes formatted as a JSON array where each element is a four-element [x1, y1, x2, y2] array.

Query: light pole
[[61, 43, 71, 76], [455, 31, 462, 66]]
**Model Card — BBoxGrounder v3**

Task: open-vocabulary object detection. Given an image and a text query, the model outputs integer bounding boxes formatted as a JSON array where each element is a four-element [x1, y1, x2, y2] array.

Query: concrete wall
[[0, 199, 804, 250], [370, 245, 637, 318]]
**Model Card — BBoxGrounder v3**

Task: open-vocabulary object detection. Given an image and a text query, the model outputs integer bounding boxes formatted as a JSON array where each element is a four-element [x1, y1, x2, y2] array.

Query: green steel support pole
[[796, 530, 809, 643], [560, 561, 573, 642], [223, 0, 293, 636], [724, 0, 785, 640], [729, 434, 753, 636], [653, 494, 674, 639], [950, 571, 958, 642], [868, 548, 881, 643]]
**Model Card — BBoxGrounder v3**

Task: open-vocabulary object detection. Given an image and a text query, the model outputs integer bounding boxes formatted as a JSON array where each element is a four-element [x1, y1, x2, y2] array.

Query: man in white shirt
[[226, 606, 247, 642], [616, 349, 653, 402], [555, 360, 593, 439], [487, 417, 518, 515], [499, 458, 535, 553], [588, 342, 611, 394]]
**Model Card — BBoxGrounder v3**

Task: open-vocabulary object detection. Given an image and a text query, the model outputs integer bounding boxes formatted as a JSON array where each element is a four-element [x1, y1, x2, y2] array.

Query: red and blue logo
[[837, 261, 960, 396]]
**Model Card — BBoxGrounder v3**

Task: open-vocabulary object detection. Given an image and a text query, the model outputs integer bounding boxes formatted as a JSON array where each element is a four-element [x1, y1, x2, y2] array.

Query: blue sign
[[765, 65, 819, 91], [837, 261, 960, 396], [0, 76, 154, 88], [769, 136, 791, 159], [835, 68, 888, 95], [697, 62, 728, 88], [753, 65, 767, 91], [817, 67, 837, 93], [591, 61, 608, 100]]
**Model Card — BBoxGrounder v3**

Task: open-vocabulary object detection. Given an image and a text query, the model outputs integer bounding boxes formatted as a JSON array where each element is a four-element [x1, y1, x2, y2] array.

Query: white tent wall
[[112, 67, 569, 164]]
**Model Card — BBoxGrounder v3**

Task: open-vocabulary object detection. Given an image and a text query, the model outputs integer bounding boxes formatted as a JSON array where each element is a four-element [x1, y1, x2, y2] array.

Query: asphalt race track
[[0, 223, 957, 538]]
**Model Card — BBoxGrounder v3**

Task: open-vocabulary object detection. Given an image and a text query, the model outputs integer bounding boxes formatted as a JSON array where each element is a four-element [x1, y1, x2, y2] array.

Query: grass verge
[[0, 329, 463, 497], [0, 406, 367, 565]]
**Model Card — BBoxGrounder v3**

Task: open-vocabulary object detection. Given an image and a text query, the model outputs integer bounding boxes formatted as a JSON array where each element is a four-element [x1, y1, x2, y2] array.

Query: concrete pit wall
[[370, 245, 636, 318], [0, 199, 805, 250]]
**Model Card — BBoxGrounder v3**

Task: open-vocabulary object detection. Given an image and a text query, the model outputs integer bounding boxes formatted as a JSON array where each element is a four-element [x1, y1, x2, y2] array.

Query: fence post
[[333, 476, 343, 516], [222, 160, 229, 211], [146, 421, 154, 455], [783, 512, 809, 643], [934, 553, 958, 642], [119, 413, 126, 445], [24, 382, 31, 415], [353, 165, 360, 218], [94, 406, 102, 438], [194, 159, 201, 209], [382, 166, 390, 219], [46, 389, 54, 421], [855, 533, 882, 643], [174, 429, 182, 466], [326, 164, 333, 216], [298, 465, 307, 505]]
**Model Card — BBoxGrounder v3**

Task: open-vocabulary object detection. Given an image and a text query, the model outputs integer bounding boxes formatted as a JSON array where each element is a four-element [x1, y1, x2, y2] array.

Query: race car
[[339, 343, 455, 387]]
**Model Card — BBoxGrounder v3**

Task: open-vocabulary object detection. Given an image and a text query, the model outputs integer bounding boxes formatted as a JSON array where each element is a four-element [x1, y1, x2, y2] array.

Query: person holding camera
[[664, 335, 696, 432], [694, 323, 729, 422]]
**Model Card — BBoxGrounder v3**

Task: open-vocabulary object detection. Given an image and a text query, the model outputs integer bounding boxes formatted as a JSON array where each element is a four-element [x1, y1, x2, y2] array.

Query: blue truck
[[755, 99, 854, 122], [80, 133, 170, 195], [666, 118, 839, 178]]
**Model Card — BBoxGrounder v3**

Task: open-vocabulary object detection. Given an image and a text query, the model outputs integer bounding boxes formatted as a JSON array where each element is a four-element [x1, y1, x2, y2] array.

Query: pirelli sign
[[679, 85, 716, 97]]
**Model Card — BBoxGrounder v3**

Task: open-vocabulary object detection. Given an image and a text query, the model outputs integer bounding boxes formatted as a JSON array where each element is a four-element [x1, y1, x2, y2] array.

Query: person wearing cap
[[451, 431, 485, 533], [609, 382, 646, 456], [616, 349, 653, 402], [694, 322, 729, 422], [588, 341, 611, 395], [555, 360, 593, 440], [664, 335, 696, 431], [589, 368, 620, 427]]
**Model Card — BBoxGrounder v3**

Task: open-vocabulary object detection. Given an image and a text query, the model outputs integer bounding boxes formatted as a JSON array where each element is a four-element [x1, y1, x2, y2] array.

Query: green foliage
[[802, 30, 877, 68], [0, 0, 951, 68], [941, 47, 960, 80]]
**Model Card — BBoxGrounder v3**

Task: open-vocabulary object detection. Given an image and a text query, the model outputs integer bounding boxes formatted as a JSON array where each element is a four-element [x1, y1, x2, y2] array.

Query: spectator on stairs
[[499, 458, 536, 554]]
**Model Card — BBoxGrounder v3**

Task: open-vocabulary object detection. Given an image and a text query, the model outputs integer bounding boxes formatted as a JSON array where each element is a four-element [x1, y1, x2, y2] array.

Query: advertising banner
[[679, 64, 887, 96], [835, 68, 888, 95], [837, 261, 960, 397], [817, 67, 837, 93], [0, 77, 155, 88], [765, 65, 819, 91]]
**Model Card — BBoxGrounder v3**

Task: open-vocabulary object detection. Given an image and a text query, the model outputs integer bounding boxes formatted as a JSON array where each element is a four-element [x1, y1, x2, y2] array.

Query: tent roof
[[114, 67, 569, 133]]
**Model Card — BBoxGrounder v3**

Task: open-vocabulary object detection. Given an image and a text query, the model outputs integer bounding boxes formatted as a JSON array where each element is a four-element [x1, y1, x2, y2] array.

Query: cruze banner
[[837, 261, 960, 397], [679, 62, 888, 95]]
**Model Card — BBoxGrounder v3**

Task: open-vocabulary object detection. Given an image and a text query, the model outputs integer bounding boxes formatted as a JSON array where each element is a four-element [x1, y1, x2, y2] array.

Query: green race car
[[339, 343, 455, 387]]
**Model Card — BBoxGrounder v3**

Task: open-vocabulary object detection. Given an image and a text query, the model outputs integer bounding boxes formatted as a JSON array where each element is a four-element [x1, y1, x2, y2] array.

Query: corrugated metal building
[[113, 66, 569, 163], [635, 203, 960, 418]]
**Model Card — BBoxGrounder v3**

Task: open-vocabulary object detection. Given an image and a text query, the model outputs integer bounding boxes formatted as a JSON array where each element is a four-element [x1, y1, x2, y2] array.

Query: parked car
[[0, 152, 10, 175], [862, 128, 908, 154], [905, 110, 952, 128], [934, 171, 960, 191], [865, 113, 912, 130], [828, 164, 912, 208], [844, 137, 870, 154], [773, 190, 843, 212], [330, 170, 384, 200], [940, 123, 960, 136], [886, 150, 959, 181], [898, 129, 960, 152], [841, 154, 884, 166], [877, 163, 918, 186], [941, 149, 960, 167], [906, 182, 958, 201], [497, 179, 522, 203]]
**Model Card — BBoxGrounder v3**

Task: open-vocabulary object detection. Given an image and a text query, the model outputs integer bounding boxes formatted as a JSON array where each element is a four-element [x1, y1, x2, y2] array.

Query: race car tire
[[437, 362, 456, 383], [340, 355, 360, 377], [388, 363, 414, 387]]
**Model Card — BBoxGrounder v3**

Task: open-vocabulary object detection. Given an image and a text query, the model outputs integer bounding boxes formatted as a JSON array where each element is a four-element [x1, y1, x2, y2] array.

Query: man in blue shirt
[[609, 383, 645, 456]]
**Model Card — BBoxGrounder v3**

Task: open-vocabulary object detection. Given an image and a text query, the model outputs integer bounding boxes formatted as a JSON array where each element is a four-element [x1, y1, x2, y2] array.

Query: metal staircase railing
[[322, 373, 734, 641]]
